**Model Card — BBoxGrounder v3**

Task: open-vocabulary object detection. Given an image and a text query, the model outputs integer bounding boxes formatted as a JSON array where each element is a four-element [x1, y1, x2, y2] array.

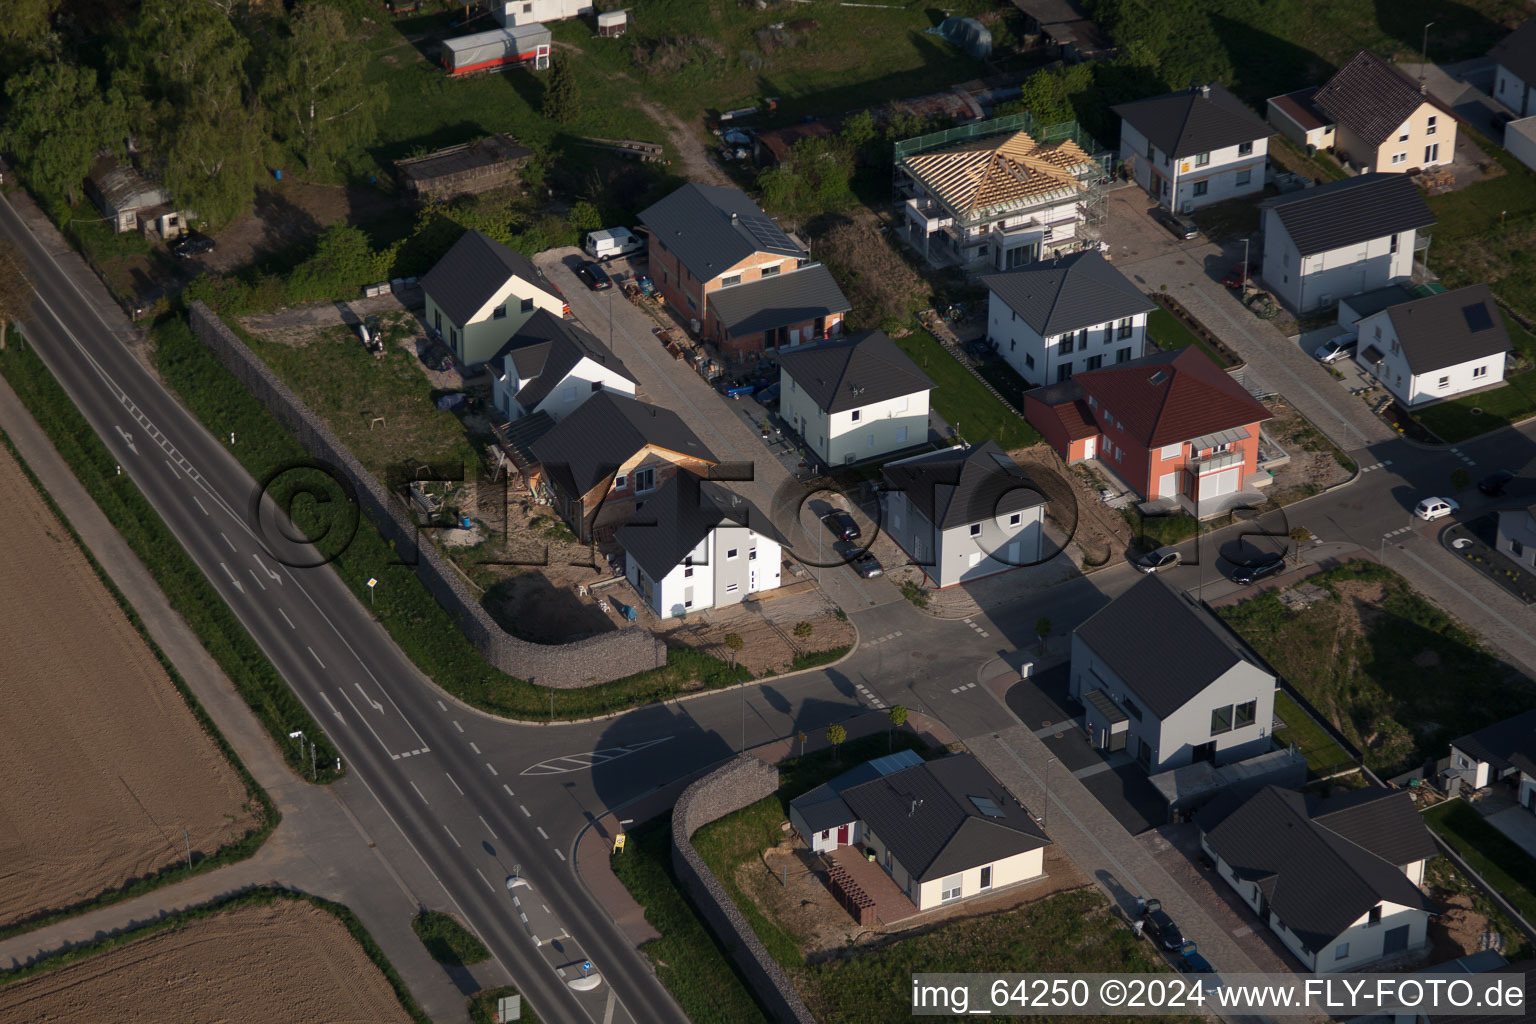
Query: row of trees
[[2, 0, 382, 229]]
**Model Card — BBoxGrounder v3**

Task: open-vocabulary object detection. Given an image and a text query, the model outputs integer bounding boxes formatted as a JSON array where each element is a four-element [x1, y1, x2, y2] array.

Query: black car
[[1231, 550, 1285, 586], [1479, 470, 1515, 497], [171, 232, 215, 258], [822, 510, 861, 542], [1141, 897, 1184, 951], [575, 260, 612, 291]]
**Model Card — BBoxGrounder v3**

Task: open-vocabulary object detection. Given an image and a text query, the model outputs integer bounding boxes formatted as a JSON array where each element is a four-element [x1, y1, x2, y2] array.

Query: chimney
[[1199, 84, 1210, 99]]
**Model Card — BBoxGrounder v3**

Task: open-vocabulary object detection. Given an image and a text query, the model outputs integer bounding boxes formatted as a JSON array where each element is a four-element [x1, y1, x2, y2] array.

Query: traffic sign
[[613, 833, 626, 852]]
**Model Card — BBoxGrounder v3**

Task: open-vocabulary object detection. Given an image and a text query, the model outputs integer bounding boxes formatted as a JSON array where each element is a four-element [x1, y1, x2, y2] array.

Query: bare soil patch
[[1426, 891, 1496, 963], [1262, 396, 1354, 504], [205, 180, 406, 275], [0, 900, 413, 1024], [0, 444, 257, 930], [1013, 444, 1131, 569]]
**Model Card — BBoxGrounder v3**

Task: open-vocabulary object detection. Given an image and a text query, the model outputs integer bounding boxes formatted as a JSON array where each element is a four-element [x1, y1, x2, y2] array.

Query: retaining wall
[[189, 302, 666, 687], [671, 756, 816, 1024]]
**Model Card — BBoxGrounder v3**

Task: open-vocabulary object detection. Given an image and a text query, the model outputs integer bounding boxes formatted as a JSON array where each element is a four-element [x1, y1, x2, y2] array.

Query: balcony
[[905, 197, 953, 233], [1189, 448, 1244, 474]]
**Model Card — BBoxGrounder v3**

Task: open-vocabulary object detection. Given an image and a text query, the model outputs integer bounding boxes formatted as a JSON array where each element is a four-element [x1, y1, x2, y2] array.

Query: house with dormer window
[[1113, 83, 1271, 213]]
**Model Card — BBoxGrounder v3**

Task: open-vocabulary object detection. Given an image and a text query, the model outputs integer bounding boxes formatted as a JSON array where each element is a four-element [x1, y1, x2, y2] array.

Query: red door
[[836, 824, 850, 846]]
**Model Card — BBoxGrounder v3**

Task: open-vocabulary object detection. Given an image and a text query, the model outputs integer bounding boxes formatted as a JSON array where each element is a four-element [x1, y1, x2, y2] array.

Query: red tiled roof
[[1077, 348, 1270, 448], [1269, 87, 1328, 132], [1035, 395, 1099, 441]]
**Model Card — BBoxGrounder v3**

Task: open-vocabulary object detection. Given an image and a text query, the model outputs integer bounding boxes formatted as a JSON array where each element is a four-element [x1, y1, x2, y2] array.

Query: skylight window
[[969, 795, 1004, 818], [1148, 371, 1168, 385]]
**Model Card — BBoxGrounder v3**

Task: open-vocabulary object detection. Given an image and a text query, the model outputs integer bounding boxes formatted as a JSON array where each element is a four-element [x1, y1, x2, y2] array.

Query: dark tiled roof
[[789, 750, 925, 833], [1068, 347, 1271, 449], [490, 309, 635, 411], [1313, 51, 1446, 149], [983, 250, 1154, 337], [777, 330, 932, 413], [638, 183, 805, 283], [1268, 87, 1329, 132], [1382, 284, 1512, 375], [1262, 173, 1435, 257], [1341, 284, 1418, 321], [419, 229, 559, 328], [1197, 786, 1438, 954], [530, 392, 716, 498], [1074, 574, 1262, 719], [615, 473, 783, 581], [1307, 787, 1441, 865], [491, 411, 556, 468], [1112, 83, 1270, 159], [840, 753, 1050, 883], [707, 264, 851, 338], [1490, 17, 1536, 87], [1451, 708, 1536, 777], [881, 441, 1048, 532]]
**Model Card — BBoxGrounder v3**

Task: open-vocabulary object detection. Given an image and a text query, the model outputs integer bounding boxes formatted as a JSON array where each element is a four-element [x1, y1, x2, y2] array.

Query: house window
[[520, 297, 534, 313], [1085, 355, 1103, 370], [1117, 318, 1134, 339], [1235, 700, 1256, 729], [1238, 141, 1254, 156], [761, 264, 781, 277], [1473, 365, 1488, 378], [434, 310, 442, 332], [1060, 335, 1075, 355], [1391, 152, 1407, 165], [614, 474, 626, 489], [633, 467, 655, 492], [686, 295, 697, 311], [1438, 376, 1450, 389], [1122, 696, 1143, 721], [1235, 169, 1251, 187], [1335, 943, 1349, 961], [1425, 143, 1440, 163], [1390, 233, 1400, 254], [970, 523, 982, 537], [1195, 152, 1211, 167], [727, 547, 739, 559], [1512, 539, 1525, 557], [721, 274, 741, 288], [1390, 338, 1400, 355], [851, 409, 861, 422], [1368, 905, 1382, 926], [1211, 704, 1234, 736], [1398, 129, 1410, 142], [941, 874, 963, 902], [1116, 347, 1131, 363], [492, 304, 507, 320], [979, 865, 992, 890], [1077, 328, 1089, 347], [1426, 115, 1437, 136], [1057, 365, 1073, 383], [1193, 181, 1209, 197], [1375, 326, 1383, 340], [684, 566, 693, 578], [1025, 353, 1036, 369], [820, 830, 830, 840], [1009, 513, 1022, 526]]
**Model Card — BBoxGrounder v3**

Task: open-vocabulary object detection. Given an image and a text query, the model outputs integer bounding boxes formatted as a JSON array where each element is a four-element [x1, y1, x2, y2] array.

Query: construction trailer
[[597, 9, 627, 36], [491, 0, 592, 27], [440, 23, 551, 75]]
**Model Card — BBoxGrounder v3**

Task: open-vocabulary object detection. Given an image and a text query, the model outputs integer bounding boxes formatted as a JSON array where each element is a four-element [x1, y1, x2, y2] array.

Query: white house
[[491, 0, 590, 26], [788, 750, 925, 854], [881, 442, 1049, 589], [1447, 709, 1536, 811], [1259, 173, 1435, 313], [420, 229, 568, 366], [1495, 505, 1536, 573], [983, 249, 1153, 386], [1198, 786, 1439, 972], [777, 331, 933, 466], [1490, 16, 1536, 119], [1112, 83, 1271, 213], [836, 754, 1050, 912], [617, 474, 783, 619], [1070, 574, 1276, 773], [1354, 284, 1512, 407], [489, 309, 637, 423], [1506, 116, 1536, 174]]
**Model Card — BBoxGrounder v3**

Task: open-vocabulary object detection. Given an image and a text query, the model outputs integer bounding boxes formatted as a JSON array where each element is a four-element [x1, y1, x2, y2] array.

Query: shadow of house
[[1372, 0, 1508, 64], [1209, 14, 1337, 107]]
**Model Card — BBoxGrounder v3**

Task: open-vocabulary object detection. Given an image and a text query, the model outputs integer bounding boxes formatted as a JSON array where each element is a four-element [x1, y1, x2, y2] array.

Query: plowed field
[[0, 899, 413, 1024], [0, 442, 257, 928]]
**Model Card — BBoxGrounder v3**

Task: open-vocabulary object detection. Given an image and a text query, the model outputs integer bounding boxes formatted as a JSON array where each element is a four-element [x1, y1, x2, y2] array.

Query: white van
[[584, 227, 645, 261]]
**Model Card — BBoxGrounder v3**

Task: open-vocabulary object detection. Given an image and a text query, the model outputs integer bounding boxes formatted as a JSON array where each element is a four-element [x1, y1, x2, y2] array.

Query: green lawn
[[1425, 124, 1536, 317], [1414, 316, 1536, 442], [889, 327, 1041, 449], [412, 910, 490, 967], [1147, 308, 1234, 369], [1271, 690, 1355, 777], [1424, 801, 1536, 937], [1218, 560, 1536, 776]]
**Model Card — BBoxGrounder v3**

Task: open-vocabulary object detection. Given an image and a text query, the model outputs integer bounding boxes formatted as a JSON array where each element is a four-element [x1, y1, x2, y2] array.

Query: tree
[[567, 200, 602, 234], [825, 722, 846, 762], [723, 632, 744, 672], [886, 704, 907, 751], [840, 110, 876, 150], [265, 1, 384, 174], [1034, 617, 1052, 653], [2, 63, 126, 204], [542, 57, 582, 125], [0, 240, 32, 351]]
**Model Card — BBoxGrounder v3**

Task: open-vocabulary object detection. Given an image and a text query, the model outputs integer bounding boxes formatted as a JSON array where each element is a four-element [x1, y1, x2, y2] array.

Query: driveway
[[1398, 59, 1514, 142], [534, 247, 903, 611]]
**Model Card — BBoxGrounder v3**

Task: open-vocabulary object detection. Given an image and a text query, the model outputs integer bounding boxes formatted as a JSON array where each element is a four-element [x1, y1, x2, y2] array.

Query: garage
[[1201, 467, 1240, 498]]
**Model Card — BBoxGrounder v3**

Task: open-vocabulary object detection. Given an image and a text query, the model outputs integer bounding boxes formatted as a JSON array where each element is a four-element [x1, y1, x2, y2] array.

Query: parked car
[[1152, 207, 1200, 240], [1231, 549, 1285, 586], [171, 232, 215, 258], [1221, 262, 1259, 289], [1133, 547, 1181, 574], [1478, 470, 1515, 497], [1140, 897, 1184, 951], [1313, 332, 1358, 364], [1179, 939, 1214, 974], [822, 510, 861, 542], [757, 382, 781, 408], [1413, 496, 1460, 521], [575, 260, 612, 291]]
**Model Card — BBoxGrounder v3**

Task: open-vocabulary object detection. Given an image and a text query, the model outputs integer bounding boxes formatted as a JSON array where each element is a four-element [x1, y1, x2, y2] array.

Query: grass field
[[1425, 125, 1536, 320], [1414, 316, 1536, 442], [1219, 560, 1536, 776], [468, 986, 543, 1024], [1424, 800, 1536, 935], [890, 327, 1041, 449], [1148, 308, 1234, 369], [1271, 690, 1356, 776]]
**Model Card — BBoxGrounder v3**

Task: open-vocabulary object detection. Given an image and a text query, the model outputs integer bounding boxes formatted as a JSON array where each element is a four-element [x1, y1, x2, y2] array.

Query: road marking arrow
[[253, 553, 283, 584], [114, 425, 138, 454], [355, 682, 384, 713], [219, 562, 244, 593]]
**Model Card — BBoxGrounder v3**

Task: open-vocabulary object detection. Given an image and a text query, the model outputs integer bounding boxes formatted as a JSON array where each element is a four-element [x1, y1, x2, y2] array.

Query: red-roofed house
[[1024, 348, 1272, 517]]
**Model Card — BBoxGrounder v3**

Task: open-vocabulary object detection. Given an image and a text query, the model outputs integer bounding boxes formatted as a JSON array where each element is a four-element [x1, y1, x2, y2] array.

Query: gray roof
[[491, 309, 635, 411], [1262, 173, 1434, 257], [983, 250, 1154, 337], [1074, 574, 1264, 719], [615, 473, 783, 581], [88, 156, 171, 215], [1490, 17, 1536, 90], [639, 183, 806, 283], [1197, 786, 1438, 954], [789, 750, 925, 834], [1341, 283, 1418, 322], [707, 263, 850, 339], [882, 441, 1048, 532], [1313, 50, 1447, 149], [1112, 83, 1270, 159], [1381, 284, 1512, 375], [420, 229, 560, 329], [839, 753, 1049, 883], [530, 392, 716, 498], [1451, 708, 1536, 777], [777, 330, 932, 413]]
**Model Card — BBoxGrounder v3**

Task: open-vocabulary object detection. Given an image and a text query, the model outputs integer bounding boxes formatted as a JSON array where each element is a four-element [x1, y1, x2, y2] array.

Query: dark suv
[[1231, 550, 1285, 586], [171, 232, 215, 258], [575, 260, 612, 291], [1141, 897, 1184, 951], [822, 510, 861, 542]]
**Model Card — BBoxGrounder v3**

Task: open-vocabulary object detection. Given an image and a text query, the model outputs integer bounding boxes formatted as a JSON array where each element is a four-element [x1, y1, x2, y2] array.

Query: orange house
[[1024, 348, 1273, 518], [639, 183, 849, 358]]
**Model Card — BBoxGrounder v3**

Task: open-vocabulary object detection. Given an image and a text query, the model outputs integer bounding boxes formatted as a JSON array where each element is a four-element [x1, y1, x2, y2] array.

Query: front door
[[1382, 924, 1409, 955], [1192, 741, 1216, 763], [836, 824, 849, 846], [1082, 436, 1097, 459]]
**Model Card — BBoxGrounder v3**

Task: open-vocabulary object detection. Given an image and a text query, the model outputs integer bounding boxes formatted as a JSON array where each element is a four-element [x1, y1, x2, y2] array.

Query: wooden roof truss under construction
[[900, 130, 1098, 225]]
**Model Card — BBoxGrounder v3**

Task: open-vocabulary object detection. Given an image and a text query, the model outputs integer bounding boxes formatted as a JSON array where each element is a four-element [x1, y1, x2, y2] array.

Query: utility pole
[[1043, 756, 1057, 828], [184, 827, 191, 869], [1241, 237, 1251, 293]]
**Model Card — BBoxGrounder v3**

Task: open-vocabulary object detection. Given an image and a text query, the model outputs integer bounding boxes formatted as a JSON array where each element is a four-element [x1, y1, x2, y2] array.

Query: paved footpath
[[0, 376, 496, 1021]]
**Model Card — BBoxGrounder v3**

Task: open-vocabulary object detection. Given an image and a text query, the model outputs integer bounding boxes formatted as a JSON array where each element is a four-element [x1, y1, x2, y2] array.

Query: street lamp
[[1420, 22, 1435, 88], [1241, 237, 1251, 294]]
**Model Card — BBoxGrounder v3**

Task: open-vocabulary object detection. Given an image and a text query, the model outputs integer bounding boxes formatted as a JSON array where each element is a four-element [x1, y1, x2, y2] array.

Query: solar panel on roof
[[739, 213, 793, 251], [1462, 303, 1494, 333]]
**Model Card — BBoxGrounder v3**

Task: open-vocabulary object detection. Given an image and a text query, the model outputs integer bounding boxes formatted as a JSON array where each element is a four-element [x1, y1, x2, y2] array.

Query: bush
[[412, 910, 490, 966]]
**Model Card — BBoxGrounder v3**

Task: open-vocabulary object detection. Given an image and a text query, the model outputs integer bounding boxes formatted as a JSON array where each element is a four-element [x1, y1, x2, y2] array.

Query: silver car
[[1314, 333, 1358, 364]]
